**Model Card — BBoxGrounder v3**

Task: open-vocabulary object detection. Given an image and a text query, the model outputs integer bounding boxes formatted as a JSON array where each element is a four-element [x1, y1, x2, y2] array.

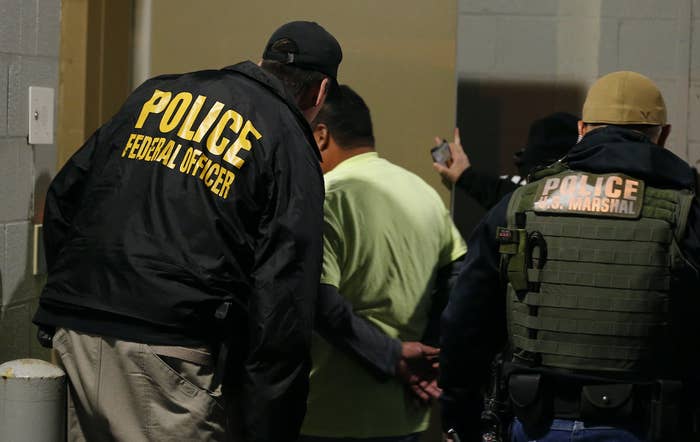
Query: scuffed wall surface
[[0, 0, 60, 363]]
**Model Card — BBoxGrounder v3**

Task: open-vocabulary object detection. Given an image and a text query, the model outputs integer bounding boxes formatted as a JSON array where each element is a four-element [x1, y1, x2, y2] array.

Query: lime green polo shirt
[[301, 152, 466, 438]]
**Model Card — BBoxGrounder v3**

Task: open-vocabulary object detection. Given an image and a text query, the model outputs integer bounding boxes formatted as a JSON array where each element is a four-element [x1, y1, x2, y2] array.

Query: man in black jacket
[[440, 71, 700, 441], [33, 21, 341, 442], [434, 112, 578, 209]]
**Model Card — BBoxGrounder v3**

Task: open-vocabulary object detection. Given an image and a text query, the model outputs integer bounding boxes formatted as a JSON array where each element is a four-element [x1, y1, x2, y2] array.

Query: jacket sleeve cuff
[[455, 167, 476, 191], [385, 337, 402, 376]]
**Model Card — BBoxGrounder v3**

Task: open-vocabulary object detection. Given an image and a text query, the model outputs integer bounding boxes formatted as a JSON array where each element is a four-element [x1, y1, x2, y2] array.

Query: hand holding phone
[[431, 128, 470, 185]]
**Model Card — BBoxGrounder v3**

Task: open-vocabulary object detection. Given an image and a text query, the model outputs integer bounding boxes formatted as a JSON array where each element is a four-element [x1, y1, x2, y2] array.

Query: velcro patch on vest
[[497, 227, 517, 243], [533, 172, 645, 219]]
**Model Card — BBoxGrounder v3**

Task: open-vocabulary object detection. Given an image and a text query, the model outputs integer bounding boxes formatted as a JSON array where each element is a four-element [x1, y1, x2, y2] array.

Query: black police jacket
[[439, 126, 700, 438], [33, 61, 324, 442]]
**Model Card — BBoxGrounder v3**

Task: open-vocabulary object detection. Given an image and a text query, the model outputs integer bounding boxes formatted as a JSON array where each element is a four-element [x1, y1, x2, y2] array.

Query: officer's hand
[[432, 128, 470, 184], [396, 342, 442, 403], [37, 325, 55, 349]]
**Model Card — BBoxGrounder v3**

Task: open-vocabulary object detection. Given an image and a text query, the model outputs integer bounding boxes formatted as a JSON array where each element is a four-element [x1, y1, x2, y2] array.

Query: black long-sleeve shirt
[[456, 167, 524, 210]]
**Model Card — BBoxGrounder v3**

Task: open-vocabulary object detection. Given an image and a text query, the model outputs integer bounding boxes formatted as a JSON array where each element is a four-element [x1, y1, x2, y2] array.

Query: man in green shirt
[[300, 85, 467, 441]]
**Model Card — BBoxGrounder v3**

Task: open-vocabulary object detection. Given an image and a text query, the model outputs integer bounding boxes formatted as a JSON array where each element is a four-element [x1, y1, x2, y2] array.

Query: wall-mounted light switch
[[28, 86, 54, 145]]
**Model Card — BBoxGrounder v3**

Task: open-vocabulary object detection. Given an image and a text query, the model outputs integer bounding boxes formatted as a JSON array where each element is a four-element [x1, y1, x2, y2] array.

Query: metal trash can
[[0, 358, 66, 442]]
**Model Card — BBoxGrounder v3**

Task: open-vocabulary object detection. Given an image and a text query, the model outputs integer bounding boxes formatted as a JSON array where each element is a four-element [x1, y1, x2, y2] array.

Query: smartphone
[[431, 141, 452, 166]]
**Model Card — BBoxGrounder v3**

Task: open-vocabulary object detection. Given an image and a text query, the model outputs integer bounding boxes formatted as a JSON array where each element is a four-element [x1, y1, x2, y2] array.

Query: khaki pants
[[53, 328, 227, 442]]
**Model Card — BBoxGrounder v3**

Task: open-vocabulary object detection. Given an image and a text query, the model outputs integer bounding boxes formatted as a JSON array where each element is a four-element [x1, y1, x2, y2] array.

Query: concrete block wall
[[690, 1, 700, 170], [456, 0, 699, 167], [0, 0, 60, 363], [453, 0, 699, 237]]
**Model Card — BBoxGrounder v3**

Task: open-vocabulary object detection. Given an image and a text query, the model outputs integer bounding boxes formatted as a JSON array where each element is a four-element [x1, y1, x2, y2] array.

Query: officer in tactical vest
[[440, 70, 700, 441]]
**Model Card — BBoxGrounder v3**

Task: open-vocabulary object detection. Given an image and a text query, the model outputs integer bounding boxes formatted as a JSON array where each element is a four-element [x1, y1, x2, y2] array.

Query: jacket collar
[[222, 61, 321, 160], [563, 126, 695, 191]]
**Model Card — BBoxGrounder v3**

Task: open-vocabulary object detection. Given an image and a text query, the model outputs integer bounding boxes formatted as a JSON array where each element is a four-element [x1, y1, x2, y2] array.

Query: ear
[[314, 78, 331, 108], [301, 78, 331, 123], [656, 124, 672, 147], [577, 120, 587, 137], [313, 123, 329, 151]]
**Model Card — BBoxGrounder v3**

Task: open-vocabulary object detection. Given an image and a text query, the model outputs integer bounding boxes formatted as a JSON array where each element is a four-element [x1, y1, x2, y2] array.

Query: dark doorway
[[452, 79, 586, 238]]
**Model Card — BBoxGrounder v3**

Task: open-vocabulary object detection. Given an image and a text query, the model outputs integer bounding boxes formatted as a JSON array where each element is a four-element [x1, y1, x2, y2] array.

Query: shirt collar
[[332, 151, 379, 173]]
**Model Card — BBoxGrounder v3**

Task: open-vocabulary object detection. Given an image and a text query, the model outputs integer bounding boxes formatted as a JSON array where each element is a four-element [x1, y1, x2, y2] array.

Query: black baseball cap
[[515, 112, 579, 177], [263, 21, 343, 80]]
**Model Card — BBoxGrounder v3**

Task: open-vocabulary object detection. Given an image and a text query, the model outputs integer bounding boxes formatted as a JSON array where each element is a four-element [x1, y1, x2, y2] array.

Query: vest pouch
[[496, 227, 529, 292], [508, 373, 552, 437], [580, 384, 635, 423]]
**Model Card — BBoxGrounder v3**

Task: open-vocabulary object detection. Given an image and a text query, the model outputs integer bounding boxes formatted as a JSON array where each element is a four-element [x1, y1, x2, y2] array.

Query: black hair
[[516, 112, 579, 177], [260, 38, 327, 105], [312, 85, 375, 149]]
